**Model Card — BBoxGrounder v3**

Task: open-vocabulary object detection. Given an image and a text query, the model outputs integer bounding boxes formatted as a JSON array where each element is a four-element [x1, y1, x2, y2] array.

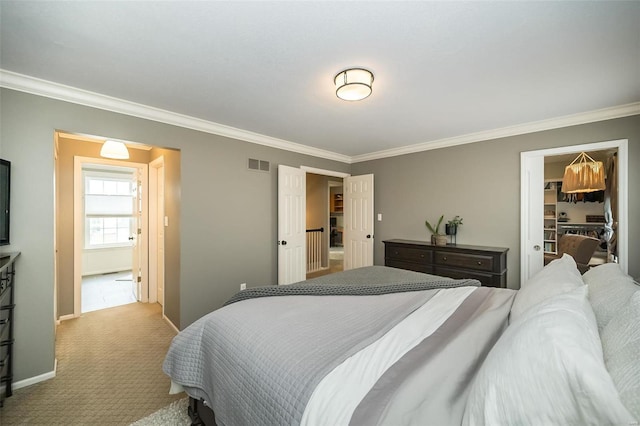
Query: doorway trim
[[73, 156, 149, 316], [300, 166, 350, 179], [149, 156, 165, 310], [520, 139, 628, 283]]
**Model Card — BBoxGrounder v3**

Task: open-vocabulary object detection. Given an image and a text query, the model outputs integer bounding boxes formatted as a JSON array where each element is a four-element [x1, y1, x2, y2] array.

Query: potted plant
[[446, 216, 463, 235], [446, 215, 463, 244], [425, 215, 447, 246]]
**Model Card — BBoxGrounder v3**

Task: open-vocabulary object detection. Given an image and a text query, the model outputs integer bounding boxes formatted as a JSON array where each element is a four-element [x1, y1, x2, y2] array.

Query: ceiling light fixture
[[562, 152, 606, 193], [334, 68, 374, 101], [100, 140, 130, 160]]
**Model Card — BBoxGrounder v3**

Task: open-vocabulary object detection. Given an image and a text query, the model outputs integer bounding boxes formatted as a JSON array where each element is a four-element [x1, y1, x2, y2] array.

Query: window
[[84, 169, 136, 248]]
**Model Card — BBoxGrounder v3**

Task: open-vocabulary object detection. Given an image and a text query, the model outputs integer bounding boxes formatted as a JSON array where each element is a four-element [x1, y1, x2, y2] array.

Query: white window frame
[[83, 169, 135, 249]]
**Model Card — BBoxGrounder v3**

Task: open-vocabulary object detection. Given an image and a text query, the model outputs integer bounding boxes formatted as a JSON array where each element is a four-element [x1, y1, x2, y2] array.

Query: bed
[[163, 260, 639, 425]]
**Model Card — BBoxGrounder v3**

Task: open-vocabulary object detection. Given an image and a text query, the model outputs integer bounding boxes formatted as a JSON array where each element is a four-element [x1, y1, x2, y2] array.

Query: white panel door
[[278, 165, 306, 285], [343, 174, 374, 270], [521, 154, 545, 282]]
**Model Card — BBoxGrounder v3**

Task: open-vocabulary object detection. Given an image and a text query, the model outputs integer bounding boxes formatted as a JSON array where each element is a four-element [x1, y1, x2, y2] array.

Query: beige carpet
[[0, 303, 184, 425]]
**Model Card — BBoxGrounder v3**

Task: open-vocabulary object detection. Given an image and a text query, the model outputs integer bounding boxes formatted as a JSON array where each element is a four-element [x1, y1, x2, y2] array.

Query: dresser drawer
[[433, 266, 497, 287], [386, 260, 434, 275], [434, 251, 494, 272], [386, 245, 432, 263]]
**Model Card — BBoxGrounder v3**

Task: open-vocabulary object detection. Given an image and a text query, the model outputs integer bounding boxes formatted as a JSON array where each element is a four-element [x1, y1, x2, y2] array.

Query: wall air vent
[[248, 158, 270, 173]]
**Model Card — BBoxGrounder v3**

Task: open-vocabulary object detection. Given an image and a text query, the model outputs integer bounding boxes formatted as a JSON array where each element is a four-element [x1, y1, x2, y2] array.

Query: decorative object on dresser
[[445, 215, 463, 245], [384, 239, 508, 287], [425, 215, 447, 246], [0, 252, 19, 407]]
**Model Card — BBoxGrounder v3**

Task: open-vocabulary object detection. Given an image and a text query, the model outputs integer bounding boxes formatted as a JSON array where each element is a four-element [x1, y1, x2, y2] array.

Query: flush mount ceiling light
[[334, 68, 374, 101], [100, 140, 130, 160], [562, 152, 606, 193]]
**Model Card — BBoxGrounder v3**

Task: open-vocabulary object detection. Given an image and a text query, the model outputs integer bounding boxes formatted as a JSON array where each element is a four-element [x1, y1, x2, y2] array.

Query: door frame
[[73, 156, 149, 316], [520, 139, 628, 283], [148, 156, 165, 309]]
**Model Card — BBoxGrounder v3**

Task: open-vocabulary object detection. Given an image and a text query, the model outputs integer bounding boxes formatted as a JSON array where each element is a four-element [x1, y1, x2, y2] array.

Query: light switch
[[377, 213, 382, 221], [164, 216, 169, 227]]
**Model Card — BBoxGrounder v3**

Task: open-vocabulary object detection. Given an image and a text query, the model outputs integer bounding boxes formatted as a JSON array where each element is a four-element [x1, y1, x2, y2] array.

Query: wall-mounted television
[[0, 159, 10, 246]]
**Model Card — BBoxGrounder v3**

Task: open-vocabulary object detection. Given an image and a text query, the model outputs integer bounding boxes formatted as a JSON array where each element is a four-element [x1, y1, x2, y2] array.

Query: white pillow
[[582, 261, 622, 284], [601, 291, 640, 420], [510, 253, 584, 323], [583, 262, 639, 331], [463, 286, 635, 426]]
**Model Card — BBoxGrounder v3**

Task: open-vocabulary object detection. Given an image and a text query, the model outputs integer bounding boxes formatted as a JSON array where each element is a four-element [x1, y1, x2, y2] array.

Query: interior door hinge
[[137, 228, 142, 235], [137, 276, 142, 283]]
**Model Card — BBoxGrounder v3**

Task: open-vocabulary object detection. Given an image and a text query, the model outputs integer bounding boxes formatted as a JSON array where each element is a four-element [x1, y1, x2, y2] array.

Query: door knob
[[534, 245, 541, 251], [366, 234, 371, 239], [128, 236, 134, 241], [281, 240, 287, 245]]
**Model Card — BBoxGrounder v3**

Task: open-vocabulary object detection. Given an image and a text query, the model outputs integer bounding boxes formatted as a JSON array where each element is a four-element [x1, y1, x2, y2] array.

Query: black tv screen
[[0, 159, 10, 246]]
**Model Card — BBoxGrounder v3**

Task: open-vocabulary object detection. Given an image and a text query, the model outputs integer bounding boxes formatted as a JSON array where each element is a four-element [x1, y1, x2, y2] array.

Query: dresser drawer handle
[[394, 251, 399, 255], [442, 256, 447, 261], [477, 261, 482, 265], [420, 254, 424, 258]]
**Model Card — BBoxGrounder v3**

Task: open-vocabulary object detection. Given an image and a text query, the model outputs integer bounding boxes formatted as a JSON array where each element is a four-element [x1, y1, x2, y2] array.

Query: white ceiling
[[1, 1, 639, 161]]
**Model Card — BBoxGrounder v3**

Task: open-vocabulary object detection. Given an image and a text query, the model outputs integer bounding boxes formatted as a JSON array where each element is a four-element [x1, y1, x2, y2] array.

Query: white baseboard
[[11, 359, 57, 391], [163, 315, 180, 334], [56, 313, 77, 325]]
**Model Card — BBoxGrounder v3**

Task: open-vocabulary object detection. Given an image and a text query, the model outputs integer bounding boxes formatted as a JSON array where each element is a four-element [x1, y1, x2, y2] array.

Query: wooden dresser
[[383, 239, 508, 288], [0, 252, 19, 407]]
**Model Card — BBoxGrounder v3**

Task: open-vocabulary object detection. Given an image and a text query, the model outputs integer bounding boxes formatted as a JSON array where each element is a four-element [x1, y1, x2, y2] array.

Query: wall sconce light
[[100, 140, 130, 160], [334, 68, 374, 101], [562, 152, 606, 193]]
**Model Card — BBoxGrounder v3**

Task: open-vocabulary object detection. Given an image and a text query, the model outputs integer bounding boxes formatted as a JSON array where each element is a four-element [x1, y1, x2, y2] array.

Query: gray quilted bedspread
[[163, 266, 480, 426], [225, 265, 479, 305]]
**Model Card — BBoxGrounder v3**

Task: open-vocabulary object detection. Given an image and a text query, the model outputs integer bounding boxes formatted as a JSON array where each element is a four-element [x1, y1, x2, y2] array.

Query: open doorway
[[328, 181, 344, 275], [80, 164, 139, 313], [73, 157, 148, 315], [278, 165, 373, 285], [305, 173, 342, 279], [543, 148, 618, 271], [54, 131, 180, 325], [520, 139, 628, 282]]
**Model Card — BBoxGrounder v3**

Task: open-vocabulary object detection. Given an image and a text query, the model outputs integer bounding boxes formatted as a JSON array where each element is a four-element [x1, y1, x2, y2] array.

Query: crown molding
[[351, 102, 640, 163], [2, 69, 637, 165], [0, 70, 352, 164]]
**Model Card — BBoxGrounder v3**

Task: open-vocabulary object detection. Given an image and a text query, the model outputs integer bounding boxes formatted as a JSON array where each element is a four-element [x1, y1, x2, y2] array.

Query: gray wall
[[0, 88, 350, 382], [352, 115, 640, 287]]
